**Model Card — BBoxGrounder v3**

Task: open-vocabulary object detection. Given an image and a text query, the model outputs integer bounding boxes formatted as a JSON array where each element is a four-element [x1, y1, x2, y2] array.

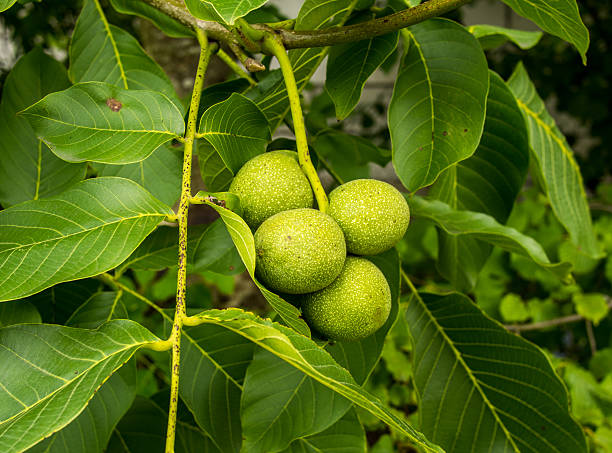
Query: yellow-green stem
[[217, 48, 257, 86], [263, 33, 329, 212], [165, 29, 216, 453]]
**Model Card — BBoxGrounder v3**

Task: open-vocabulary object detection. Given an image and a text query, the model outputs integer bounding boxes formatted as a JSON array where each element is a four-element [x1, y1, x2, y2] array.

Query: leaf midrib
[[0, 341, 145, 428], [0, 212, 165, 255], [408, 289, 520, 452]]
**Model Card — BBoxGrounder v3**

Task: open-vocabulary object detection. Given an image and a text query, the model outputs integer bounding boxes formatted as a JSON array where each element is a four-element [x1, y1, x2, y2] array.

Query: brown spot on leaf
[[106, 98, 122, 112], [463, 128, 468, 132], [442, 131, 448, 136]]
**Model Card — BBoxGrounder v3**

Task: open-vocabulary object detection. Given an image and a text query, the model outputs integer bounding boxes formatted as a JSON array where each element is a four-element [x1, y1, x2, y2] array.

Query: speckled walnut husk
[[229, 150, 314, 230], [302, 256, 391, 342], [328, 179, 410, 255], [254, 208, 346, 294]]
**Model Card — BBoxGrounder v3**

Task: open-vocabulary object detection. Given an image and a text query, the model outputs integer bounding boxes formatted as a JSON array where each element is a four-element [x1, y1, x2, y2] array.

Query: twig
[[505, 298, 612, 332], [140, 0, 470, 50], [586, 320, 597, 354], [263, 33, 329, 212], [217, 48, 257, 85]]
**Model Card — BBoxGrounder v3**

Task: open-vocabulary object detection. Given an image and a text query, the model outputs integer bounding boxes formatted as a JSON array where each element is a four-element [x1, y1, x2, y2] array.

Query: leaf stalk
[[263, 33, 329, 212]]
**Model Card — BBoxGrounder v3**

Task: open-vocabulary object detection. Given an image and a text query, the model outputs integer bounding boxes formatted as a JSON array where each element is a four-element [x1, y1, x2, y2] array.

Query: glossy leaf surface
[[0, 49, 86, 207], [468, 24, 542, 50], [0, 177, 173, 301], [432, 71, 529, 290], [187, 308, 444, 453], [326, 31, 398, 119], [0, 320, 158, 452], [70, 0, 181, 109], [410, 196, 572, 280], [241, 348, 351, 453], [389, 19, 489, 192], [405, 291, 587, 452], [21, 82, 185, 164], [198, 93, 270, 174], [500, 0, 588, 63], [507, 63, 600, 258]]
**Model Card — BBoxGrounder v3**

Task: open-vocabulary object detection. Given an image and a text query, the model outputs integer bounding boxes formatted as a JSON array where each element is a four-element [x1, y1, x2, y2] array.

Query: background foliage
[[0, 0, 610, 452]]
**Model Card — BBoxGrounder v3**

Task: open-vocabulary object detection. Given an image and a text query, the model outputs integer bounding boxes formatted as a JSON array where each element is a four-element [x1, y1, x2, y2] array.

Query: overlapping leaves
[[193, 193, 310, 336], [501, 0, 588, 63], [431, 71, 530, 290], [0, 177, 172, 301], [410, 195, 572, 281], [21, 82, 184, 164], [187, 308, 444, 453], [0, 320, 158, 452], [389, 18, 489, 192], [0, 49, 86, 207], [508, 63, 600, 258]]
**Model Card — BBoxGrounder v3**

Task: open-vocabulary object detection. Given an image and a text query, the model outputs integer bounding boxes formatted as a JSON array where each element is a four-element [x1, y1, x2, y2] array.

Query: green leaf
[[389, 19, 489, 192], [27, 366, 135, 453], [119, 220, 243, 275], [573, 293, 609, 326], [197, 140, 235, 192], [184, 0, 268, 24], [0, 48, 86, 207], [27, 292, 135, 453], [281, 409, 367, 453], [431, 71, 530, 290], [409, 196, 572, 281], [499, 293, 530, 323], [326, 31, 398, 119], [118, 225, 204, 272], [187, 308, 444, 453], [250, 0, 354, 131], [70, 0, 182, 110], [192, 219, 245, 275], [179, 322, 255, 452], [198, 78, 252, 119], [94, 144, 182, 206], [193, 193, 311, 336], [107, 393, 217, 453], [313, 131, 390, 183], [20, 81, 185, 164], [241, 348, 351, 453], [326, 249, 400, 385], [0, 301, 41, 327], [65, 291, 127, 329], [0, 320, 158, 452], [109, 0, 194, 38], [25, 280, 102, 325], [198, 93, 270, 173], [0, 0, 16, 12], [507, 63, 600, 258], [405, 291, 587, 453], [0, 177, 173, 302], [500, 0, 589, 63], [468, 24, 543, 50]]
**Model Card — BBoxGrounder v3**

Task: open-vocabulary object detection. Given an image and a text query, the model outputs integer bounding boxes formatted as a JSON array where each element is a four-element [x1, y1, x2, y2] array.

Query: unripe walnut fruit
[[328, 179, 410, 255], [302, 257, 391, 342], [229, 151, 314, 230], [254, 208, 346, 294]]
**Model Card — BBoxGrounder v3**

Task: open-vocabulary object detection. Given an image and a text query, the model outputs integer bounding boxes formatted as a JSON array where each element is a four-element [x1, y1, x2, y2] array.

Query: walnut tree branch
[[141, 0, 470, 50]]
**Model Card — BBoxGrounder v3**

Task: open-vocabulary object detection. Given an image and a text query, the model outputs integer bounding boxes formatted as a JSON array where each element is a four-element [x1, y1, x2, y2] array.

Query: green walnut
[[328, 179, 410, 255], [254, 208, 346, 294], [229, 150, 314, 229], [302, 257, 391, 342]]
